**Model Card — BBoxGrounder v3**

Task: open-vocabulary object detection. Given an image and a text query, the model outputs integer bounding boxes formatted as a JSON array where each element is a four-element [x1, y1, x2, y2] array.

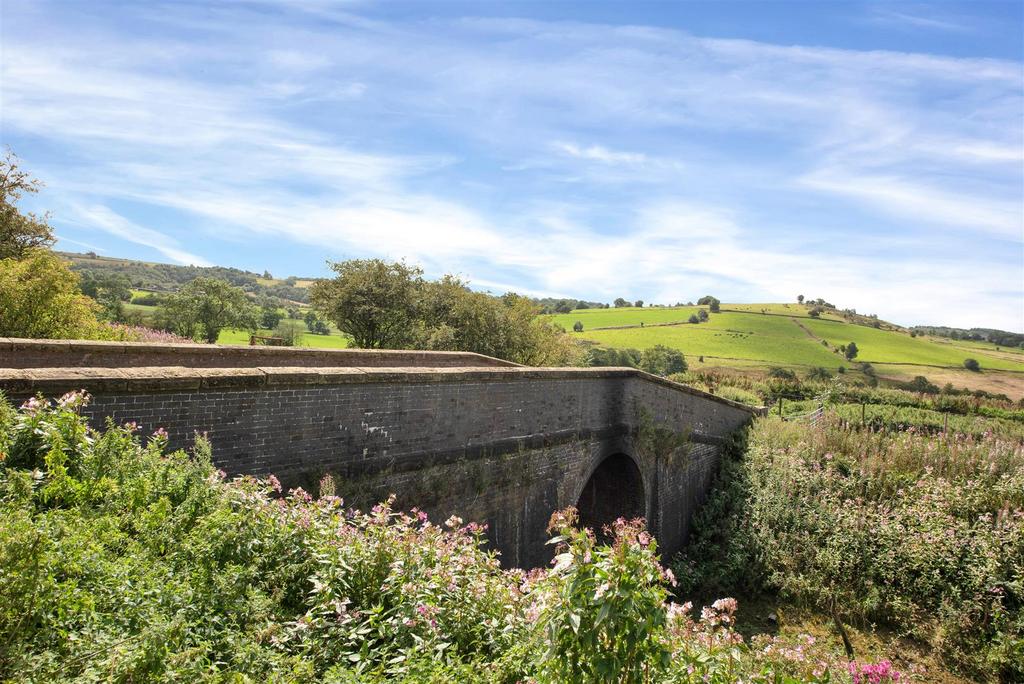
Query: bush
[[0, 392, 889, 683], [675, 416, 1024, 681], [639, 345, 687, 376], [964, 358, 981, 372]]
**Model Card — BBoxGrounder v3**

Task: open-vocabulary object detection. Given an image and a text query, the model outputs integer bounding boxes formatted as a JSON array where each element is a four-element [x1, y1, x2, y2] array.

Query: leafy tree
[[79, 271, 132, 321], [0, 150, 55, 260], [614, 298, 630, 308], [160, 277, 258, 343], [697, 309, 709, 322], [639, 345, 687, 376], [964, 358, 981, 372], [687, 314, 700, 324], [696, 296, 720, 313], [0, 250, 101, 338], [797, 294, 804, 304], [588, 347, 641, 368], [573, 321, 584, 333], [634, 300, 644, 308], [303, 310, 320, 332], [768, 367, 797, 381], [844, 342, 859, 361], [310, 259, 423, 349], [258, 297, 283, 329], [807, 367, 832, 381], [808, 307, 822, 318]]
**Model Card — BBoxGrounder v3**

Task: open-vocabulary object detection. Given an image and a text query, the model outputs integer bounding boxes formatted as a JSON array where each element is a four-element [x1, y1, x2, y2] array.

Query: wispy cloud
[[1, 1, 1021, 330], [552, 142, 649, 165]]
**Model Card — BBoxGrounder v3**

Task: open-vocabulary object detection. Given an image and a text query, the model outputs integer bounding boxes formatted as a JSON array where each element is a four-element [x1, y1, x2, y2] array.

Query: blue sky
[[2, 1, 1022, 330]]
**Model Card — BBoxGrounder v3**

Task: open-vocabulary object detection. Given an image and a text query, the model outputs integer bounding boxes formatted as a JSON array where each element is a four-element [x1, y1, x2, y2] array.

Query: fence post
[[778, 397, 784, 417], [861, 401, 866, 426]]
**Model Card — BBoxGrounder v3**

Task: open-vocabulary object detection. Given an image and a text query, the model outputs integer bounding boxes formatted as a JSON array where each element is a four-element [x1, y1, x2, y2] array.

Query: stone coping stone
[[0, 338, 520, 369], [0, 364, 763, 414]]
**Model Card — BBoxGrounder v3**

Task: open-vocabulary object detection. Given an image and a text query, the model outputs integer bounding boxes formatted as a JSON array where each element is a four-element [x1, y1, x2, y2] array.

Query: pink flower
[[268, 474, 282, 494], [151, 427, 168, 439]]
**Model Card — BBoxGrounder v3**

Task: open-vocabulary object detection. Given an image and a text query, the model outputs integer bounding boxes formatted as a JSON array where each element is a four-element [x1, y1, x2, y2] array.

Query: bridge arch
[[574, 452, 647, 536]]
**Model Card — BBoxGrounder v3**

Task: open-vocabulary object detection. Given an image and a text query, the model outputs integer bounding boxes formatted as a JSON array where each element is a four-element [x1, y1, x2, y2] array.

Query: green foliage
[[964, 357, 981, 372], [639, 345, 687, 376], [311, 260, 581, 365], [538, 511, 670, 684], [0, 250, 104, 339], [80, 271, 132, 321], [806, 367, 831, 382], [310, 259, 423, 349], [844, 341, 859, 360], [573, 320, 584, 332], [588, 347, 642, 368], [0, 393, 881, 683], [675, 416, 1024, 682], [0, 150, 54, 261], [159, 276, 259, 343]]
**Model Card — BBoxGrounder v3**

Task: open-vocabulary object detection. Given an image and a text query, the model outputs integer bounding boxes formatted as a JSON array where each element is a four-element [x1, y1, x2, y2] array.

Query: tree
[[639, 345, 687, 376], [807, 366, 832, 381], [310, 259, 423, 349], [844, 342, 859, 361], [797, 294, 804, 304], [963, 358, 981, 372], [0, 150, 55, 260], [79, 271, 132, 321], [613, 298, 630, 308], [768, 367, 797, 381], [634, 300, 644, 308], [161, 277, 258, 343], [573, 321, 584, 332], [688, 314, 700, 324], [697, 309, 709, 322], [0, 250, 101, 339], [258, 297, 284, 329], [809, 307, 822, 318]]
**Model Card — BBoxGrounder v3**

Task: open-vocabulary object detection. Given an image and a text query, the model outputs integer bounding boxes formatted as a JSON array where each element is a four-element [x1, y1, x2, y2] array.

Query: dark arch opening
[[575, 454, 645, 537]]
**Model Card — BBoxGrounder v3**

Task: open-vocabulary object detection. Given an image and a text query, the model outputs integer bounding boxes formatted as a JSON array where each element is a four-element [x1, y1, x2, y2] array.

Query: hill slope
[[550, 305, 1024, 398]]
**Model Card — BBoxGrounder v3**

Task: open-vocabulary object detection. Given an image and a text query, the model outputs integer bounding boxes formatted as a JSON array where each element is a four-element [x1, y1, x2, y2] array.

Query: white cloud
[[1, 2, 1021, 330], [67, 205, 212, 266], [552, 142, 648, 165]]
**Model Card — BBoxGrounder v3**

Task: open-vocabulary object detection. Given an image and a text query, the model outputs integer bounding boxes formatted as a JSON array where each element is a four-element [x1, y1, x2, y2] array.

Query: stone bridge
[[0, 338, 760, 567]]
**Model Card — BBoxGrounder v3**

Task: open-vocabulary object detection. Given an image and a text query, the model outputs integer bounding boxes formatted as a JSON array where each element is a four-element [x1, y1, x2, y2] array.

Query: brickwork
[[0, 338, 519, 369], [0, 355, 760, 567]]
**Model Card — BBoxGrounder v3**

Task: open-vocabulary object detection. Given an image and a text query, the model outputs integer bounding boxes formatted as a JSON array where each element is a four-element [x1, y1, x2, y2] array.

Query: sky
[[1, 0, 1022, 331]]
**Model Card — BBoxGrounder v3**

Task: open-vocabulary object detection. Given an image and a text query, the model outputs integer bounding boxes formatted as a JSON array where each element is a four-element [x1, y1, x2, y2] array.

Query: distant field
[[579, 315, 842, 367], [802, 318, 1024, 371], [566, 305, 1024, 391], [217, 327, 349, 349], [546, 306, 701, 329]]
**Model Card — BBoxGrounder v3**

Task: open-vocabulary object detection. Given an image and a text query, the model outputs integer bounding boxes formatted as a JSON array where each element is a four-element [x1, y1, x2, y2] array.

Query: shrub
[[0, 392, 892, 683], [964, 358, 981, 372], [675, 415, 1024, 681], [639, 345, 687, 376]]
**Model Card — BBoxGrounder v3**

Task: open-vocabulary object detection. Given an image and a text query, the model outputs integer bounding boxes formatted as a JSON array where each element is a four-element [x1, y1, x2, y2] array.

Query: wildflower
[[268, 474, 282, 494], [20, 396, 45, 414], [151, 427, 168, 439]]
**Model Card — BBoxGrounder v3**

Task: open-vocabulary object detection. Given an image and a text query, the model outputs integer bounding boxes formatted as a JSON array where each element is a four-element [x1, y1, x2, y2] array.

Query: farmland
[[552, 304, 1024, 398]]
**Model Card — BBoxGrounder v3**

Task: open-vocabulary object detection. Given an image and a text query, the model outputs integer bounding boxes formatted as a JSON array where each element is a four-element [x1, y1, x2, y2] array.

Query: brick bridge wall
[[1, 340, 759, 568]]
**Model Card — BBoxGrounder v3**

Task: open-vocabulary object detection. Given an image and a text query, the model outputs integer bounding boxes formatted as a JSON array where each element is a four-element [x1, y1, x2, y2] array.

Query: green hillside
[[554, 305, 1024, 393]]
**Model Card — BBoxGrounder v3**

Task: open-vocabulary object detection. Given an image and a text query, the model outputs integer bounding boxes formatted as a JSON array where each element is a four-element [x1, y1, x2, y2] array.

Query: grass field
[[802, 317, 1024, 371], [565, 304, 1024, 396], [546, 306, 702, 329], [217, 326, 349, 348]]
